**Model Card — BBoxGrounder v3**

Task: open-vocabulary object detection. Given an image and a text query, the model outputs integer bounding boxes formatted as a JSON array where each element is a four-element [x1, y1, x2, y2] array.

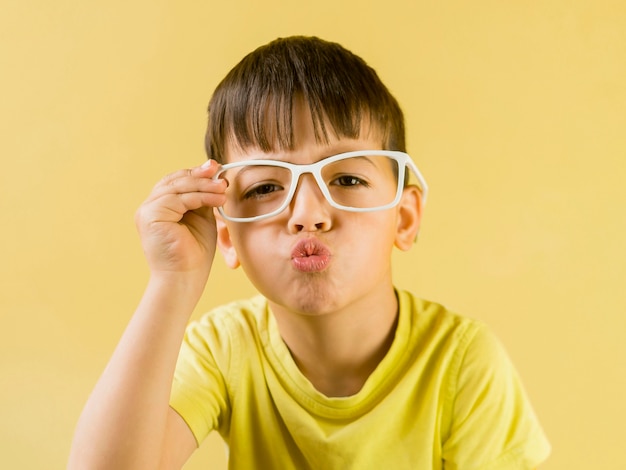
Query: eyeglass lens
[[219, 155, 401, 220]]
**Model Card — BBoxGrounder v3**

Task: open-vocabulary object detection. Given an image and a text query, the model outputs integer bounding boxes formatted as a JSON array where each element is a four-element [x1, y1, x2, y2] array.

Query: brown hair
[[205, 36, 406, 163]]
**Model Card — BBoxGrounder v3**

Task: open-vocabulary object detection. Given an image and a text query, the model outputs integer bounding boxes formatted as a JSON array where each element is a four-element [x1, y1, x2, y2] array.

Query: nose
[[287, 173, 332, 233]]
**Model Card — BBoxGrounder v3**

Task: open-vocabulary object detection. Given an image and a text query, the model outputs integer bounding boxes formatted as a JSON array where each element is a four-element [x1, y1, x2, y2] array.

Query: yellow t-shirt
[[171, 290, 550, 469]]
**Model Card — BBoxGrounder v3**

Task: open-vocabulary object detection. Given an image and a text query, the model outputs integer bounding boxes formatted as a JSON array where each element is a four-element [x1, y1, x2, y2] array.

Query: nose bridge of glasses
[[289, 167, 330, 206]]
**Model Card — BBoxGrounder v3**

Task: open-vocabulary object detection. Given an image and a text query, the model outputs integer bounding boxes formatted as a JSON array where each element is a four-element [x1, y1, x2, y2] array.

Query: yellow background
[[1, 1, 624, 468]]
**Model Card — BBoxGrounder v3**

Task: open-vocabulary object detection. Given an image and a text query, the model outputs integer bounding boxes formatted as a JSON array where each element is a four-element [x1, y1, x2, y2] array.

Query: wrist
[[144, 270, 208, 314]]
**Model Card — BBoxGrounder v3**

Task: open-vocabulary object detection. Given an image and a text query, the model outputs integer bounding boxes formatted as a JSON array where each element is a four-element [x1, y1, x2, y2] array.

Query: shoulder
[[395, 291, 554, 467], [180, 295, 269, 367], [173, 296, 269, 406], [397, 289, 488, 362], [187, 295, 268, 338], [398, 289, 519, 391], [397, 292, 551, 466]]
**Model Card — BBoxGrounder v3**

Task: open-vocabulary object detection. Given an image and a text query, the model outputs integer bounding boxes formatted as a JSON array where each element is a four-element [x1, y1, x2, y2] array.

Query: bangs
[[219, 91, 371, 157], [205, 36, 405, 163]]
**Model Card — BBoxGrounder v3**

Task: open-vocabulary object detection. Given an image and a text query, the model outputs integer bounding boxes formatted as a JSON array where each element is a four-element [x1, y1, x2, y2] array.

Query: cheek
[[341, 212, 398, 253], [229, 227, 275, 268]]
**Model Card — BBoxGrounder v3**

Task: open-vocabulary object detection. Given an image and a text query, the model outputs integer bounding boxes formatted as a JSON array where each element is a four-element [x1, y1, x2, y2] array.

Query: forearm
[[68, 274, 203, 469]]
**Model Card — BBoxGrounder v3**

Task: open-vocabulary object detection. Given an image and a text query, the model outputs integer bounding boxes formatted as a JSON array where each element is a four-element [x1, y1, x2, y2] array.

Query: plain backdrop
[[1, 1, 625, 468]]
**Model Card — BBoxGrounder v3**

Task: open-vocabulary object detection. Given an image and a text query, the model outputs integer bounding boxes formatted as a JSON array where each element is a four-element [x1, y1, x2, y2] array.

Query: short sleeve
[[442, 325, 551, 469], [169, 317, 232, 445]]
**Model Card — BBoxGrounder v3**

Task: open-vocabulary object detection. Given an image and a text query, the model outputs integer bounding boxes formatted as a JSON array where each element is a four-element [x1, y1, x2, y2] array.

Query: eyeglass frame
[[213, 150, 428, 223]]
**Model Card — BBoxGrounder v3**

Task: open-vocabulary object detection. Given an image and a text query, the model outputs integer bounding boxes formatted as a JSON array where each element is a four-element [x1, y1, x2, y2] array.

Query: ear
[[394, 185, 423, 251], [214, 209, 240, 269]]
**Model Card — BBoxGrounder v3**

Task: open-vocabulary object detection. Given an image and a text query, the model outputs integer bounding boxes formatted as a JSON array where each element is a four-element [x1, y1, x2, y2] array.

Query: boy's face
[[215, 102, 422, 317]]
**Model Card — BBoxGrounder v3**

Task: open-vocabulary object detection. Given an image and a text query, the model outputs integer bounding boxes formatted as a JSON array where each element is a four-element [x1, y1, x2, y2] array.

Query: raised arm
[[68, 160, 227, 469]]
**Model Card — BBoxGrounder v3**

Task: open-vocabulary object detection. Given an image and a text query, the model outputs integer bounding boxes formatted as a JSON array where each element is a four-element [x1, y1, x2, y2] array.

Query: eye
[[332, 175, 370, 188], [243, 183, 283, 200]]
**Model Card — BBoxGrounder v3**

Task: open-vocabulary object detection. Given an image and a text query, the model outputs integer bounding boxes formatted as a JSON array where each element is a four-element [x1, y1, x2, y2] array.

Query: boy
[[69, 36, 550, 469]]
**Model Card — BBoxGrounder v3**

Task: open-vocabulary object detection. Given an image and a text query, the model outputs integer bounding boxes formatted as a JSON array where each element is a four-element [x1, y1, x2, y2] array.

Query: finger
[[142, 190, 227, 224], [145, 169, 228, 204], [158, 159, 221, 186]]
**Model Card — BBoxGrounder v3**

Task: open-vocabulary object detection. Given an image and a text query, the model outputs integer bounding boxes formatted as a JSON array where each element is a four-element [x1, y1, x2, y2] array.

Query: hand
[[135, 160, 227, 280]]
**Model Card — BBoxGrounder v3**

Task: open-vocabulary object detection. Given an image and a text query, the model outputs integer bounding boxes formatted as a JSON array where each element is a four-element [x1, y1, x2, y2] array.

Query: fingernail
[[201, 160, 213, 169]]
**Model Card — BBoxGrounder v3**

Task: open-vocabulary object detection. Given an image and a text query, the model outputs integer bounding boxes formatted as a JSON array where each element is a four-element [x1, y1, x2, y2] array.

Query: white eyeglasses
[[213, 150, 428, 222]]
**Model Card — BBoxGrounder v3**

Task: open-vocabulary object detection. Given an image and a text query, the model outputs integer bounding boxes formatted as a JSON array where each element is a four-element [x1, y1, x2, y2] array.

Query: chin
[[269, 275, 339, 316]]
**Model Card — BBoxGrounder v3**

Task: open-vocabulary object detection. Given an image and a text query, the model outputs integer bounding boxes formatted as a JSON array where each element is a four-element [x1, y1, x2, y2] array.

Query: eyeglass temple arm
[[406, 159, 429, 205]]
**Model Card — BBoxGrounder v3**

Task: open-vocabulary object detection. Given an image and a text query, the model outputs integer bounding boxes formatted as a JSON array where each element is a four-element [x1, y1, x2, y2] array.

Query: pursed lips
[[290, 238, 332, 273]]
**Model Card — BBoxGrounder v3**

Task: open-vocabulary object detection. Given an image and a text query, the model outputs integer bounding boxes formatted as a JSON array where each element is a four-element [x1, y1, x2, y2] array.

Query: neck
[[270, 285, 399, 397]]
